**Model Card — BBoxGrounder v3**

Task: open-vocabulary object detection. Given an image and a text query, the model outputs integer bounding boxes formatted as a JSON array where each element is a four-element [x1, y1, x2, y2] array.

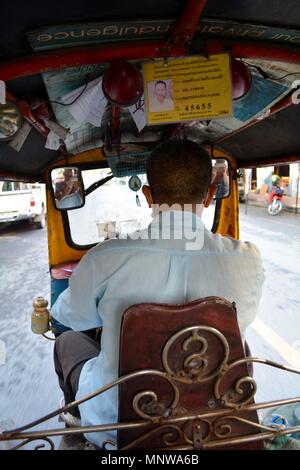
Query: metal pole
[[245, 169, 252, 216], [295, 163, 300, 214]]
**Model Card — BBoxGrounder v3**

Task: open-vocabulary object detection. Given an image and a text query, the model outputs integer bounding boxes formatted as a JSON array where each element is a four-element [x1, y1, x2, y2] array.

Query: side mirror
[[50, 167, 85, 210], [211, 159, 230, 199], [0, 102, 23, 141]]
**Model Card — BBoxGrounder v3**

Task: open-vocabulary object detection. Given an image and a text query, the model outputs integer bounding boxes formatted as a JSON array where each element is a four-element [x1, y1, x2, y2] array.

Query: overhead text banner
[[143, 53, 233, 125]]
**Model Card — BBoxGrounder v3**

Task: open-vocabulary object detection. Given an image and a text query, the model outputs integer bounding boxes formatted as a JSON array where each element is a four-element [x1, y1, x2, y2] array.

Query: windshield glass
[[68, 169, 152, 246], [0, 181, 30, 192], [67, 168, 216, 246]]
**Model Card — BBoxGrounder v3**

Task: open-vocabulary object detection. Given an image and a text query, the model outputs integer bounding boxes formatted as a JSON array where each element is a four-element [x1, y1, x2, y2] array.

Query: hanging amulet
[[31, 297, 50, 334]]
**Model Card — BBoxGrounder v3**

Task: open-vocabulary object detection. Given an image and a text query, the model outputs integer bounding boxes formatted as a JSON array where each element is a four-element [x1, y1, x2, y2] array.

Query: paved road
[[0, 221, 62, 449], [239, 205, 300, 406], [0, 206, 299, 447]]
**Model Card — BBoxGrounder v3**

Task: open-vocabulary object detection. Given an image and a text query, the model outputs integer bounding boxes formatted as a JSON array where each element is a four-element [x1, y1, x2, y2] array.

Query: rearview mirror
[[51, 167, 85, 210], [211, 159, 230, 199], [0, 102, 23, 141]]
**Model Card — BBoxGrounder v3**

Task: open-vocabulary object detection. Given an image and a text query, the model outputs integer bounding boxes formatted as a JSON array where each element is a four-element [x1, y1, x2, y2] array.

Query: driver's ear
[[204, 184, 216, 208], [142, 185, 154, 207]]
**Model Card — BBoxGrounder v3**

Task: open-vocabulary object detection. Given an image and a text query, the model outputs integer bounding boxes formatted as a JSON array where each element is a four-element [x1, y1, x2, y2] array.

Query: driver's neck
[[151, 203, 204, 218]]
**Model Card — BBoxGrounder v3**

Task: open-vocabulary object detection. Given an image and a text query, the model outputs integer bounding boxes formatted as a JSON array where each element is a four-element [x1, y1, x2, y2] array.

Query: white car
[[0, 180, 46, 229]]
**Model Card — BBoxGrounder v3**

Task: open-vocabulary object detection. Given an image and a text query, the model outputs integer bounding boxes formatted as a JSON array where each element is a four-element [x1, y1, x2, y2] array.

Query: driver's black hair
[[146, 139, 212, 205]]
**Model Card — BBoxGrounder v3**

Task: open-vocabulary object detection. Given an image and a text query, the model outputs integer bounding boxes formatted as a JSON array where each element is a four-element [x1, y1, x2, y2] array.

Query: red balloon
[[231, 59, 252, 100], [102, 61, 144, 107]]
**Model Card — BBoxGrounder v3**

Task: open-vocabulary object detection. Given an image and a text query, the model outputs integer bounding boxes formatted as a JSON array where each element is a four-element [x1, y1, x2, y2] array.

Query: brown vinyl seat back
[[118, 297, 262, 450]]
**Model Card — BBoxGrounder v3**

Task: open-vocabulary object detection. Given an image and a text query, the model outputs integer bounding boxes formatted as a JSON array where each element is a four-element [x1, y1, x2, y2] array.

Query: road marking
[[0, 340, 6, 365], [252, 317, 300, 369]]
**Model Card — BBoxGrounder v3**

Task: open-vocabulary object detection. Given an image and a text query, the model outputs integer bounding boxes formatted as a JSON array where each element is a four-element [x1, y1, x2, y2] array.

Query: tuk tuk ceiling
[[0, 0, 300, 178], [1, 0, 300, 60]]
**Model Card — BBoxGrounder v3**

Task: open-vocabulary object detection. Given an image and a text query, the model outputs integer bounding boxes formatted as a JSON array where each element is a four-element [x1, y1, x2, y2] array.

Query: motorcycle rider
[[268, 173, 281, 205]]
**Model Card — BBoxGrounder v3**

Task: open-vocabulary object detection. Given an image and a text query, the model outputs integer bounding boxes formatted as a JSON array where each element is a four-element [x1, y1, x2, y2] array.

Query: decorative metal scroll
[[162, 326, 230, 384], [1, 325, 300, 450], [9, 437, 55, 451]]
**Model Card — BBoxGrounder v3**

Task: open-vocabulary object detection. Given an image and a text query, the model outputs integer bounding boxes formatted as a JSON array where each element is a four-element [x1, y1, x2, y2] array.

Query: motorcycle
[[267, 185, 284, 215]]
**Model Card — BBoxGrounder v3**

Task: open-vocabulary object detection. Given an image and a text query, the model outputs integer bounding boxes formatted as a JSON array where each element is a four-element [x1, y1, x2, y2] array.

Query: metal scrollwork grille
[[1, 324, 300, 450]]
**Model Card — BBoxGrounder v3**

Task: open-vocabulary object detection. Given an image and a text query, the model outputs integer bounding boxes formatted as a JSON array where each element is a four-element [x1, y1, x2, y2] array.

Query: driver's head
[[63, 168, 73, 180], [144, 140, 212, 207]]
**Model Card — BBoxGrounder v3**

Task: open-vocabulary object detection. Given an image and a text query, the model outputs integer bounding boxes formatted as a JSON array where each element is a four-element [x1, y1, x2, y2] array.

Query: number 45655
[[185, 103, 212, 111]]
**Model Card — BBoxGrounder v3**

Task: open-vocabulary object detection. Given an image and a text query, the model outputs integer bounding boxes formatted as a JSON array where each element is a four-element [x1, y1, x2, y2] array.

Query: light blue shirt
[[58, 191, 83, 209], [51, 210, 264, 447]]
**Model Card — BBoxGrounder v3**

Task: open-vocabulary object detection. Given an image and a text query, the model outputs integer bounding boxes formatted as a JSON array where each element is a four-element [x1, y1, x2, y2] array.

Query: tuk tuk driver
[[52, 139, 265, 447], [55, 168, 83, 209]]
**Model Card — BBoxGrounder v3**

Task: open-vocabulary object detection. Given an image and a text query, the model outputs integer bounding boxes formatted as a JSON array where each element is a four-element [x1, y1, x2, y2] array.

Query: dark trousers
[[54, 330, 100, 417]]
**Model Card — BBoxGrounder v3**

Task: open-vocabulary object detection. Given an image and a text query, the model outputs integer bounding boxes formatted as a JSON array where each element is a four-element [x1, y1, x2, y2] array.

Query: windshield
[[0, 181, 31, 192], [67, 168, 216, 246], [67, 169, 152, 246]]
